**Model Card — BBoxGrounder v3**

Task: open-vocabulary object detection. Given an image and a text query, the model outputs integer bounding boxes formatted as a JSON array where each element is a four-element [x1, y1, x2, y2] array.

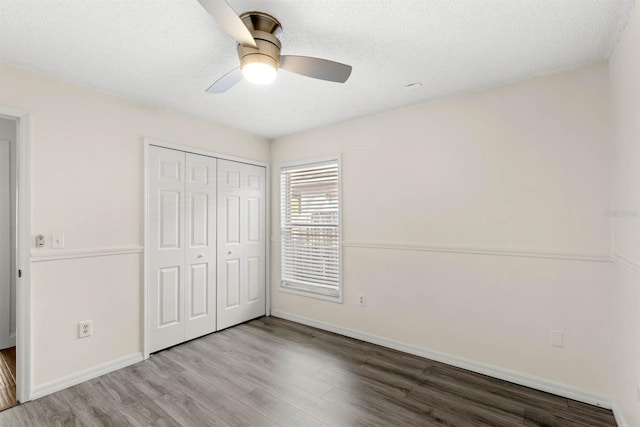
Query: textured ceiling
[[0, 0, 635, 139]]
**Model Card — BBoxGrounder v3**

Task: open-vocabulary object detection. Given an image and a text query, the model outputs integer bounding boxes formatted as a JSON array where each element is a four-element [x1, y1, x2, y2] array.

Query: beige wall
[[0, 63, 269, 388], [271, 63, 613, 398], [609, 2, 640, 425]]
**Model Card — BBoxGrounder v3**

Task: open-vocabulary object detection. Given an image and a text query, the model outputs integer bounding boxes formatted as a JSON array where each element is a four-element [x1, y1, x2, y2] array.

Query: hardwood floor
[[0, 347, 17, 412], [0, 317, 618, 426]]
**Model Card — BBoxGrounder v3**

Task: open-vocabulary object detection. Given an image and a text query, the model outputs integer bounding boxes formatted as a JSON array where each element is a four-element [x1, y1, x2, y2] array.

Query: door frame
[[0, 106, 32, 402], [143, 138, 270, 359]]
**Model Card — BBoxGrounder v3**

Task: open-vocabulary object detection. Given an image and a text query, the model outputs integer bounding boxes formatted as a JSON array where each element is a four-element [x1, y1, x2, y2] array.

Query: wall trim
[[30, 352, 143, 400], [342, 241, 611, 263], [612, 252, 640, 277], [271, 310, 612, 409], [31, 246, 143, 263], [612, 401, 630, 427]]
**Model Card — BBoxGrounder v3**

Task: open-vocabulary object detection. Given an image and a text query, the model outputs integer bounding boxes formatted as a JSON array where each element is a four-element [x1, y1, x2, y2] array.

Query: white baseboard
[[8, 332, 16, 347], [612, 401, 630, 427], [30, 352, 143, 400], [271, 310, 612, 409]]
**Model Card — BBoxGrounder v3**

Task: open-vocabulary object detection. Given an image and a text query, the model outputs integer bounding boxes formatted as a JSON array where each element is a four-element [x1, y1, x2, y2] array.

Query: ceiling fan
[[197, 0, 353, 93]]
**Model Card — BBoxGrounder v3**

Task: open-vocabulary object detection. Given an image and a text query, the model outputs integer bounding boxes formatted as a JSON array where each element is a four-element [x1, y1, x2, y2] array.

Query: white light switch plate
[[52, 232, 65, 249]]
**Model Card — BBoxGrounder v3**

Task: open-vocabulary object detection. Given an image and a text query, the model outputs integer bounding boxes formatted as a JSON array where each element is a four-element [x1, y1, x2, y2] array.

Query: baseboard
[[271, 310, 612, 409], [612, 401, 630, 427], [30, 352, 143, 400], [8, 332, 15, 347]]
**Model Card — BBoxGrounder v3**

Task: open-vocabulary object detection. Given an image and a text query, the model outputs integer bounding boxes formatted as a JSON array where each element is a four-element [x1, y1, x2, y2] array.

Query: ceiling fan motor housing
[[237, 12, 282, 72]]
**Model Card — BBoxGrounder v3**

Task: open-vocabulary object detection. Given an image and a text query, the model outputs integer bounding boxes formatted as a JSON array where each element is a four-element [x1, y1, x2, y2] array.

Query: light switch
[[52, 232, 65, 249]]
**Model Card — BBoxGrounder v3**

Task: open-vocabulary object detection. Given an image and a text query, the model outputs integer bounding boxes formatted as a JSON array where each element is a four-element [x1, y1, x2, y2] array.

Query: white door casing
[[0, 107, 31, 403], [0, 139, 10, 350], [148, 147, 218, 353], [217, 160, 266, 330]]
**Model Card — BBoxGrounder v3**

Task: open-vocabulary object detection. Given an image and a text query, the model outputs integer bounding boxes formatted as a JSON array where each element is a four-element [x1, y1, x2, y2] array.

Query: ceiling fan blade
[[197, 0, 257, 48], [279, 55, 352, 83], [206, 67, 242, 94]]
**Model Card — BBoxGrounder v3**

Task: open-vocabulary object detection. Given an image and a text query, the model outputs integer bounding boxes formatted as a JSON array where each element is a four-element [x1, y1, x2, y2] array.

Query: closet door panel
[[149, 146, 186, 353], [158, 267, 181, 326], [217, 160, 266, 330], [217, 160, 246, 330], [243, 165, 266, 320], [184, 153, 217, 341]]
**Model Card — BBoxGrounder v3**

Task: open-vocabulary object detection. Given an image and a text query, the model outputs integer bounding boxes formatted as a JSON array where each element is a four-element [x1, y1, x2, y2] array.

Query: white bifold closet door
[[148, 146, 217, 353], [217, 159, 266, 330]]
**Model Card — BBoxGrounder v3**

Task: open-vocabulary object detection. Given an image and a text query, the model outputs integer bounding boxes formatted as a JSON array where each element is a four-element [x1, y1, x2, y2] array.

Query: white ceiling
[[0, 1, 635, 139]]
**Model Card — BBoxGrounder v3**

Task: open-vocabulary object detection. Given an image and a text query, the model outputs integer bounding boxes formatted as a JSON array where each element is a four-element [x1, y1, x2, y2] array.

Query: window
[[280, 157, 342, 301]]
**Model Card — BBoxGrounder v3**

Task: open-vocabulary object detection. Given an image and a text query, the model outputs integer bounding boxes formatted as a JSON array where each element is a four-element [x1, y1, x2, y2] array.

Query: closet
[[147, 145, 266, 353]]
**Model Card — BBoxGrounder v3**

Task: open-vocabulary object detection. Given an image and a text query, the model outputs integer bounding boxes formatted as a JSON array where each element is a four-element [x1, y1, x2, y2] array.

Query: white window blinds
[[280, 159, 341, 299]]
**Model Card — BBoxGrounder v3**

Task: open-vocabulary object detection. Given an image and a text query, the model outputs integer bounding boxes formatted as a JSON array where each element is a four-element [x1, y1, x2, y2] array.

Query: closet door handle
[[197, 253, 204, 259]]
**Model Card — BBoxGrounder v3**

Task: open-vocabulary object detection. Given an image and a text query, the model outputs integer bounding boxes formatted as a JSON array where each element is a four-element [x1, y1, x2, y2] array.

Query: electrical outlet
[[550, 330, 563, 348], [359, 294, 366, 307], [78, 320, 92, 338]]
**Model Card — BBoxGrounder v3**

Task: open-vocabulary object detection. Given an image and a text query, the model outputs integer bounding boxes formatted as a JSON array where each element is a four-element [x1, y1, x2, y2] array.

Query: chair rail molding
[[31, 246, 144, 262], [612, 252, 640, 277], [342, 241, 611, 263]]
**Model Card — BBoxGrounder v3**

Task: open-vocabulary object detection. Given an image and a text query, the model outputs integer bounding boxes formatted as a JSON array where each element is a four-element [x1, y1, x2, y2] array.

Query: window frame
[[278, 155, 343, 303]]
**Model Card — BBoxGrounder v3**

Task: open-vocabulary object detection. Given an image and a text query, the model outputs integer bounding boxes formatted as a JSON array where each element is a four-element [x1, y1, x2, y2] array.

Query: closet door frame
[[143, 138, 270, 360]]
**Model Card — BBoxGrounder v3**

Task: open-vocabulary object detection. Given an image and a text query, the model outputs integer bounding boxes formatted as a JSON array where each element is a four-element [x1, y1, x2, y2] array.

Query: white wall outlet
[[78, 320, 92, 338], [550, 330, 563, 347], [359, 294, 366, 306], [52, 232, 65, 249]]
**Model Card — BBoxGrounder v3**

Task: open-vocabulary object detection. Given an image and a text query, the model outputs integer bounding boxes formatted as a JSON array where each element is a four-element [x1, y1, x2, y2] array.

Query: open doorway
[[0, 116, 17, 411], [0, 107, 31, 408]]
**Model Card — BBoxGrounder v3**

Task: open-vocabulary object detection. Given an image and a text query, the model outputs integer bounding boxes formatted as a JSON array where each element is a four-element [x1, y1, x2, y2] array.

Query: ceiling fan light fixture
[[242, 57, 278, 85], [237, 21, 282, 86], [201, 3, 352, 93]]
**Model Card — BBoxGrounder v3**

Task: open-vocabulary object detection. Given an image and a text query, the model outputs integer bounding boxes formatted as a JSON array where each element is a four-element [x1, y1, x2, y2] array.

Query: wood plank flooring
[[0, 317, 618, 426], [0, 347, 17, 412]]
